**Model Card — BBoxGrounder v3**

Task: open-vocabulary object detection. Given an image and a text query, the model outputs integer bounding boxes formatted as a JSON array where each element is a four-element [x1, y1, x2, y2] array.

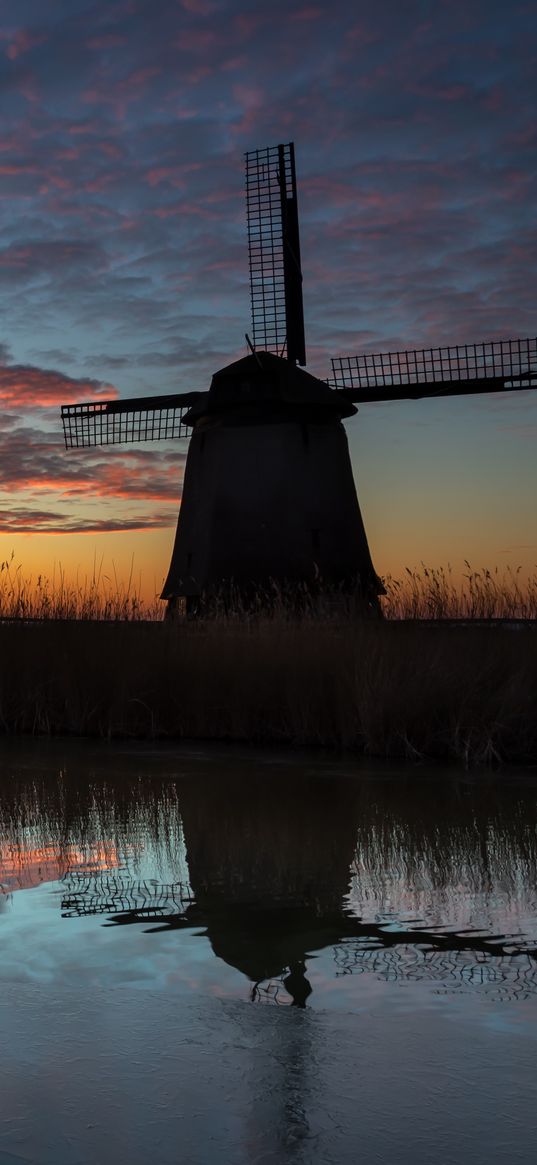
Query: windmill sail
[[245, 141, 306, 366], [331, 336, 537, 403], [61, 392, 201, 448]]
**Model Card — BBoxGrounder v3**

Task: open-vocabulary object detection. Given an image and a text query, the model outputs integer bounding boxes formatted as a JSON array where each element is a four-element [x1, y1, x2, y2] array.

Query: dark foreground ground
[[1, 616, 536, 766]]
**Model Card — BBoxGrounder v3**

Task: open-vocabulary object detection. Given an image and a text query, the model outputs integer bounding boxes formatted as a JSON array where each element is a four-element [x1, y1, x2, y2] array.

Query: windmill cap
[[206, 351, 356, 419]]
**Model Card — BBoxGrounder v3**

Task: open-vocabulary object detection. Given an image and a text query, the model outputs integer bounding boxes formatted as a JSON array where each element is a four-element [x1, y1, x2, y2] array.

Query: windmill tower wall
[[161, 353, 382, 609]]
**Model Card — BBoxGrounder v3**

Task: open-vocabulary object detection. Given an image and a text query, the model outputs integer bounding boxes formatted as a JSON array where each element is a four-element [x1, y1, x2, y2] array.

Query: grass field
[[1, 560, 536, 765], [2, 556, 536, 621]]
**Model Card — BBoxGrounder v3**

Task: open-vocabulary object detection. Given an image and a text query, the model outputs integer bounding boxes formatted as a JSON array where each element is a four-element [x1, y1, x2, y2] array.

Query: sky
[[0, 0, 536, 602]]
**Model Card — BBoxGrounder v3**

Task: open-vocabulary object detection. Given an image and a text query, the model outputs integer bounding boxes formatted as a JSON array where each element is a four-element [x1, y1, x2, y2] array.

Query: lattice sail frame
[[61, 394, 194, 448], [245, 142, 306, 366], [61, 871, 194, 919], [331, 337, 537, 399]]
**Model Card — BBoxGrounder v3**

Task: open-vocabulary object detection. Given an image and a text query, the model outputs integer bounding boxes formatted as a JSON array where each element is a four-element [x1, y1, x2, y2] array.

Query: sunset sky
[[0, 0, 535, 601]]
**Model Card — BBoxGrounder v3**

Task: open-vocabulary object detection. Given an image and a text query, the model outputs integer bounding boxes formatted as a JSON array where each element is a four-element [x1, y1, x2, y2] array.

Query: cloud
[[2, 28, 49, 61], [0, 416, 185, 501], [0, 0, 530, 381], [0, 409, 185, 533], [0, 343, 187, 535], [0, 240, 105, 281], [0, 506, 174, 534], [0, 0, 534, 556], [0, 356, 117, 408]]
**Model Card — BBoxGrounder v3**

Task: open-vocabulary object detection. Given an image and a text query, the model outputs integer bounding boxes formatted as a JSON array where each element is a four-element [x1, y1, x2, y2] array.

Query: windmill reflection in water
[[59, 772, 537, 1007]]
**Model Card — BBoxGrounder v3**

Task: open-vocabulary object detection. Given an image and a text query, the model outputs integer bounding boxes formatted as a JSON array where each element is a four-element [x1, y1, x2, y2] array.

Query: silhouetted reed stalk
[[1, 556, 536, 621], [0, 554, 162, 621], [382, 563, 537, 621], [1, 558, 536, 764]]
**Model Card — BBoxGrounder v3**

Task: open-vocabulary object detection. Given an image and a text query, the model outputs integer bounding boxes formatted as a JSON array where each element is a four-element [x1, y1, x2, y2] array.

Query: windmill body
[[161, 351, 380, 607], [61, 141, 536, 612]]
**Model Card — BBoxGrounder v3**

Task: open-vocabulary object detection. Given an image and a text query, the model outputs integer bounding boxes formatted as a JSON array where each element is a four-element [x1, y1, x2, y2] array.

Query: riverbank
[[2, 615, 536, 765]]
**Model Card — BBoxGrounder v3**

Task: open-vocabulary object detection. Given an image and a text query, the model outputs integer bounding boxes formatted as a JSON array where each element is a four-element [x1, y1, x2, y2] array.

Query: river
[[0, 739, 536, 1164]]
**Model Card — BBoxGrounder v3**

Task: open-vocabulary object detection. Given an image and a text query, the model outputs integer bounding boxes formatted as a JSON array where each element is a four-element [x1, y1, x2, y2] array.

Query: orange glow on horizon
[[0, 530, 173, 604], [1, 524, 536, 614]]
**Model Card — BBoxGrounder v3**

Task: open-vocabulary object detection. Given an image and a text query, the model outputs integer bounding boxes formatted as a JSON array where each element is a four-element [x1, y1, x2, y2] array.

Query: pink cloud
[[186, 65, 213, 85], [17, 72, 40, 104], [56, 147, 81, 161], [152, 202, 216, 220], [119, 66, 161, 94], [0, 415, 185, 522], [65, 459, 180, 502], [82, 171, 117, 193], [220, 54, 246, 72], [99, 140, 123, 158], [231, 83, 265, 138], [0, 240, 101, 273], [68, 120, 102, 136], [0, 362, 117, 408], [0, 508, 175, 534], [234, 13, 267, 40], [145, 166, 186, 189], [83, 67, 162, 120], [4, 28, 48, 60], [0, 163, 36, 176]]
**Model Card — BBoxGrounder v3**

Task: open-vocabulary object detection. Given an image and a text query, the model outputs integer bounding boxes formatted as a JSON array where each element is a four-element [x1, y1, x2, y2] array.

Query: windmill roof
[[206, 351, 356, 418]]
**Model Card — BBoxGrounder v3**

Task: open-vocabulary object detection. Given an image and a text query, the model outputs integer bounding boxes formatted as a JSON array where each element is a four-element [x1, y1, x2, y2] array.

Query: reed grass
[[2, 555, 537, 621], [0, 593, 536, 767], [1, 557, 536, 765], [0, 554, 162, 621], [382, 563, 537, 621]]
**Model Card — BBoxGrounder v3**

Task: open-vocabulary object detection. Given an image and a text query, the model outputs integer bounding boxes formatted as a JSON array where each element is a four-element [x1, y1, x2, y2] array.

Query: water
[[1, 739, 536, 1164]]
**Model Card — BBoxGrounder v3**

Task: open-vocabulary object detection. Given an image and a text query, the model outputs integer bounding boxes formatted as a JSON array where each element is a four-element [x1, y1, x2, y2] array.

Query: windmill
[[61, 142, 537, 614]]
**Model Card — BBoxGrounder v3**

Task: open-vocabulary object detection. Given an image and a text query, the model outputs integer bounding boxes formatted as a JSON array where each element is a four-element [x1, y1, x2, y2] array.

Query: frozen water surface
[[0, 739, 536, 1164]]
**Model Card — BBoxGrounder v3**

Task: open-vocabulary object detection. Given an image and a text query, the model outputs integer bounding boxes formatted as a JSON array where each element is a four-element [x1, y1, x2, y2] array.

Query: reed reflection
[[1, 761, 537, 1005]]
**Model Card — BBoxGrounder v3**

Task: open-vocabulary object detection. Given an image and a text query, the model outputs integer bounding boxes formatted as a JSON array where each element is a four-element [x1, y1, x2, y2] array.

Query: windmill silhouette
[[61, 142, 537, 614]]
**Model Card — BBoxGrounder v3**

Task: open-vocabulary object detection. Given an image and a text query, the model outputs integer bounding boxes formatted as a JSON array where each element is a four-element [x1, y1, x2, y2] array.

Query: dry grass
[[1, 557, 536, 765], [2, 555, 537, 621], [0, 554, 162, 621], [382, 563, 537, 620], [1, 608, 536, 766]]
